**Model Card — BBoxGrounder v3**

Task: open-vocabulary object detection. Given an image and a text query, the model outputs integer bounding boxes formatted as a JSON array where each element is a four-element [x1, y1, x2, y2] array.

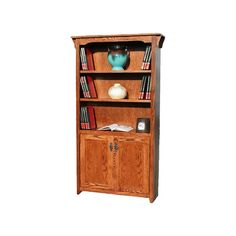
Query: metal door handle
[[114, 143, 119, 152], [109, 143, 113, 152]]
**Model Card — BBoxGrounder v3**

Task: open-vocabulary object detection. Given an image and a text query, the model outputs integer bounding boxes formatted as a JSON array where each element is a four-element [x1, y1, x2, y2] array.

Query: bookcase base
[[79, 188, 151, 200]]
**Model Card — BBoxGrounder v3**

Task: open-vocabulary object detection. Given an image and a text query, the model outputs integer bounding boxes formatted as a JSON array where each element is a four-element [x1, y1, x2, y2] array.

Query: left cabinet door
[[80, 134, 115, 190]]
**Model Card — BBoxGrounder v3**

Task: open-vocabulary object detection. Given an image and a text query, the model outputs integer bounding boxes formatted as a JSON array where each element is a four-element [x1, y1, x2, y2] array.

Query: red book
[[87, 76, 97, 98], [87, 106, 96, 129], [86, 48, 95, 70]]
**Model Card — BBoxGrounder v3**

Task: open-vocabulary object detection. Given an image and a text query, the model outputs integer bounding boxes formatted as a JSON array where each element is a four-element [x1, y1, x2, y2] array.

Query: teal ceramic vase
[[107, 45, 129, 70]]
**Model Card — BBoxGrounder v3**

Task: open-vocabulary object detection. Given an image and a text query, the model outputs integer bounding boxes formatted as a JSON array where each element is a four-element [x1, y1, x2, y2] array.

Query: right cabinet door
[[117, 136, 150, 194]]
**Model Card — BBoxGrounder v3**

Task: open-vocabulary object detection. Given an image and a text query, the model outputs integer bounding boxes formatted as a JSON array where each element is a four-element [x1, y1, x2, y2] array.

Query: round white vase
[[108, 83, 127, 99]]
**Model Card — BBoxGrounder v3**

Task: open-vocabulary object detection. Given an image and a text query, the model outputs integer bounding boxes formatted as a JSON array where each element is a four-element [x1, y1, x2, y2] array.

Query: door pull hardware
[[109, 143, 113, 152]]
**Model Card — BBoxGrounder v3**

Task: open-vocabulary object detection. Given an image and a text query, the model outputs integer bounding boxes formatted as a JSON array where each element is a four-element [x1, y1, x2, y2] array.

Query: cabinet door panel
[[117, 137, 149, 194], [80, 135, 114, 190]]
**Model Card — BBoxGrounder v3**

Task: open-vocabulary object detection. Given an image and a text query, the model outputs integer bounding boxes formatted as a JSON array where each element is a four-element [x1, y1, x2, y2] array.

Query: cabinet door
[[80, 135, 114, 190], [117, 137, 149, 194]]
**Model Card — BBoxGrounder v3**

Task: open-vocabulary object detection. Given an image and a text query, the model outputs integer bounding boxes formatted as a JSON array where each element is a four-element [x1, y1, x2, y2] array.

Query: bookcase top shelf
[[80, 98, 151, 103], [80, 70, 151, 74]]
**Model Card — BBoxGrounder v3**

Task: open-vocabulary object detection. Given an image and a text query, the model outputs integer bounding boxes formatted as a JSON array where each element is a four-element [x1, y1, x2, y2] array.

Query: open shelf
[[80, 98, 151, 103], [80, 70, 151, 74]]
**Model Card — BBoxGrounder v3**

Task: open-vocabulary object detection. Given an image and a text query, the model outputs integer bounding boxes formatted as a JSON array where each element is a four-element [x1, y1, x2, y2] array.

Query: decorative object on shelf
[[108, 83, 127, 99], [136, 118, 150, 133], [107, 44, 129, 70]]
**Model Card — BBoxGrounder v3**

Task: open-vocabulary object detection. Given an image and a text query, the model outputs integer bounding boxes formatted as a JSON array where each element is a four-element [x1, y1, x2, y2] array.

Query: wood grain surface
[[73, 34, 164, 202]]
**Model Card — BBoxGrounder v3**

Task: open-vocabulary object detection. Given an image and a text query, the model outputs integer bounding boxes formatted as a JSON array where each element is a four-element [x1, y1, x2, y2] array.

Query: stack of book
[[80, 106, 96, 130], [138, 75, 151, 100], [80, 47, 94, 70], [141, 45, 152, 70], [80, 75, 97, 98]]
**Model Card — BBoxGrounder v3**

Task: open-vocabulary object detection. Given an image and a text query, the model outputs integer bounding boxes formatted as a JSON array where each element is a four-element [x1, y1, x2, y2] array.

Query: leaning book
[[97, 124, 133, 132]]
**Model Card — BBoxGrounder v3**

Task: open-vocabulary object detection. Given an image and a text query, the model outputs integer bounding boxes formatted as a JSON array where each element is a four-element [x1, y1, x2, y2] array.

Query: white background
[[0, 0, 235, 235]]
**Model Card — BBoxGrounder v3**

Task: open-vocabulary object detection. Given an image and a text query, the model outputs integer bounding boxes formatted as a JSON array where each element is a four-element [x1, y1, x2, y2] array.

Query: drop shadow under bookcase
[[72, 33, 165, 203]]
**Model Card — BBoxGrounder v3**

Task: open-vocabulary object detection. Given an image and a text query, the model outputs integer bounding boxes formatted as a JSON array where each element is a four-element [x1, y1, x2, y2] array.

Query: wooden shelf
[[80, 98, 151, 103], [80, 70, 151, 74], [79, 129, 151, 137]]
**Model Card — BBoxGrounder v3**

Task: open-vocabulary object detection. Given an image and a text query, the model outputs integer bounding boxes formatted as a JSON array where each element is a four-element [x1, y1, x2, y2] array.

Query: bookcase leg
[[149, 194, 157, 203]]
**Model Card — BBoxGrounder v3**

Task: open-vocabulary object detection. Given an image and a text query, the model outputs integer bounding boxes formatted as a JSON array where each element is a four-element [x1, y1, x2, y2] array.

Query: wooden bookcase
[[72, 33, 165, 202]]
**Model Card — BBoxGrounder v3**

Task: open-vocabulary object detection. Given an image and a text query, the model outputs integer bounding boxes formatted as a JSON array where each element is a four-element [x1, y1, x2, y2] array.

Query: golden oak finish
[[117, 137, 149, 194], [80, 134, 149, 196], [80, 135, 114, 190], [75, 40, 81, 194], [91, 106, 151, 129], [72, 33, 164, 202]]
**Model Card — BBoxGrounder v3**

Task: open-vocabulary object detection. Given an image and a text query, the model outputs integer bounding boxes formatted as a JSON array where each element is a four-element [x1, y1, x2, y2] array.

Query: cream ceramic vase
[[108, 83, 127, 99]]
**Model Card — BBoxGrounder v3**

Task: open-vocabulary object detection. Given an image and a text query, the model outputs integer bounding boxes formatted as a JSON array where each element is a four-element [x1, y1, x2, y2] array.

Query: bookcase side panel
[[149, 36, 159, 202], [75, 40, 82, 194], [153, 48, 161, 201]]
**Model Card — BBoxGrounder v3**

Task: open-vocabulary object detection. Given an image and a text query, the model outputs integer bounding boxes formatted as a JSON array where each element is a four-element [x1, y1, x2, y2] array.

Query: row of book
[[141, 45, 152, 70], [80, 47, 94, 70], [138, 75, 151, 100], [80, 75, 97, 98], [80, 106, 96, 130]]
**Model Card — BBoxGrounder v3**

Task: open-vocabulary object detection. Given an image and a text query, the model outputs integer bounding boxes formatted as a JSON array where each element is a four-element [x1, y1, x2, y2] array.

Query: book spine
[[141, 75, 147, 99], [145, 76, 151, 99], [138, 75, 145, 99], [83, 107, 86, 129], [85, 107, 90, 129], [144, 46, 151, 70], [141, 46, 148, 70], [83, 76, 91, 98], [87, 106, 96, 129], [145, 76, 150, 99], [80, 76, 87, 98], [148, 76, 152, 99], [80, 107, 85, 129], [145, 46, 152, 70], [86, 48, 95, 70], [80, 48, 85, 70], [87, 75, 97, 98], [83, 107, 87, 129], [83, 48, 88, 70], [80, 47, 87, 70]]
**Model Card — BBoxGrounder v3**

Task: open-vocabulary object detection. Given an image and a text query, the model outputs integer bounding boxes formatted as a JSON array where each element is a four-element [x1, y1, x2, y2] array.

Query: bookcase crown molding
[[72, 33, 165, 48]]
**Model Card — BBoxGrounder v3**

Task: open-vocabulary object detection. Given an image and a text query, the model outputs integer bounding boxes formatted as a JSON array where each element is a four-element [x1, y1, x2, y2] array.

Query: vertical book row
[[80, 106, 96, 130]]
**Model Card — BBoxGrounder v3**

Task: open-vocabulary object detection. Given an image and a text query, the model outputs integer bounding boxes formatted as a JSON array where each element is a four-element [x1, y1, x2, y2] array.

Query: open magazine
[[97, 124, 133, 132]]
